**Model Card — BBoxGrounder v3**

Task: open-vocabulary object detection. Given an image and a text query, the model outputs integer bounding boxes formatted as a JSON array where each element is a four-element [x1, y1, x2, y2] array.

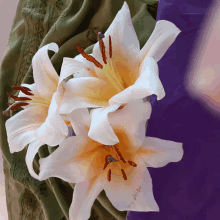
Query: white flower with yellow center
[[58, 2, 181, 146], [3, 43, 89, 180], [39, 100, 183, 220]]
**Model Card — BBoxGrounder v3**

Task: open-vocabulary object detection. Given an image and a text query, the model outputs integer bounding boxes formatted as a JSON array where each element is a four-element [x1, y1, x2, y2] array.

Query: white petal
[[32, 43, 59, 98], [69, 176, 104, 220], [34, 93, 68, 146], [59, 55, 95, 83], [93, 2, 140, 84], [140, 20, 181, 63], [58, 77, 114, 114], [138, 137, 183, 168], [66, 108, 91, 136], [109, 57, 165, 103], [104, 155, 159, 212], [5, 105, 48, 153], [88, 104, 120, 145], [25, 140, 44, 180], [109, 99, 152, 147], [39, 136, 102, 183]]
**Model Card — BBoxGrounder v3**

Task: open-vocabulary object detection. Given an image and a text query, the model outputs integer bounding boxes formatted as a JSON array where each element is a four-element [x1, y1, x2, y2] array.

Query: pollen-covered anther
[[97, 31, 107, 64], [109, 35, 112, 58], [3, 102, 29, 116], [7, 92, 32, 101], [128, 160, 137, 167], [12, 86, 34, 96], [107, 169, 111, 182], [121, 169, 127, 180], [103, 161, 109, 170], [77, 44, 103, 69]]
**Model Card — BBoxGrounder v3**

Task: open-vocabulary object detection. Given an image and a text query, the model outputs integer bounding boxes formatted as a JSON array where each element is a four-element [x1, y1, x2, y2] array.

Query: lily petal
[[25, 139, 44, 180], [39, 136, 103, 183], [140, 20, 181, 63], [109, 99, 152, 147], [32, 43, 59, 98], [34, 93, 68, 146], [137, 137, 183, 168], [66, 108, 91, 136], [104, 155, 159, 212], [109, 57, 165, 104], [58, 77, 117, 114], [69, 176, 104, 220], [88, 104, 120, 145], [93, 1, 140, 86], [5, 105, 48, 153]]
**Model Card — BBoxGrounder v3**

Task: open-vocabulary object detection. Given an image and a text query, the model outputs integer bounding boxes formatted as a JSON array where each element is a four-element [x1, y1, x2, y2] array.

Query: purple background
[[127, 1, 220, 220]]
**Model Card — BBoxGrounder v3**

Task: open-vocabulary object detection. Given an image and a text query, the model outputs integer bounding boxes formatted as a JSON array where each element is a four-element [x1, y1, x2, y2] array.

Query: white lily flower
[[39, 100, 183, 220], [57, 1, 181, 146], [4, 43, 88, 180]]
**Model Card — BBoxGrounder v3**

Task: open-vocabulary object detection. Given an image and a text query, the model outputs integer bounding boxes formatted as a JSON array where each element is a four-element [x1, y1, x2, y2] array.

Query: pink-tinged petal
[[109, 57, 165, 104], [59, 56, 96, 82], [25, 140, 44, 180], [137, 137, 183, 168], [69, 176, 104, 220], [32, 43, 59, 98], [109, 99, 152, 147], [88, 104, 120, 145], [104, 155, 159, 212], [34, 93, 68, 146], [39, 136, 103, 183], [93, 2, 140, 86], [140, 20, 181, 63], [66, 108, 91, 136], [58, 77, 117, 114], [5, 105, 48, 153]]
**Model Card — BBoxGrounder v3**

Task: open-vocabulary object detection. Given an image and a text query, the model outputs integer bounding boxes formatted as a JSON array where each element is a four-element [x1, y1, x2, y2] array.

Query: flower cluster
[[3, 2, 183, 220]]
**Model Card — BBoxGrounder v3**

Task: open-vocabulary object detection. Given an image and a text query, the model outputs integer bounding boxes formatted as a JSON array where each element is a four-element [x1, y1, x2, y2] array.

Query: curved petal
[[34, 93, 68, 146], [93, 1, 140, 86], [140, 20, 181, 63], [58, 77, 117, 114], [88, 104, 120, 145], [137, 137, 183, 168], [5, 105, 48, 153], [39, 136, 103, 183], [60, 56, 96, 83], [104, 155, 159, 212], [66, 108, 91, 136], [25, 140, 44, 180], [32, 43, 59, 98], [69, 176, 104, 220], [109, 57, 165, 104], [109, 99, 152, 147]]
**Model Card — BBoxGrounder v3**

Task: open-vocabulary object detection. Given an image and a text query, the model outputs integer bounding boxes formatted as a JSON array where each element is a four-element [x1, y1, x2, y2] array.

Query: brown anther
[[109, 35, 112, 58], [128, 160, 137, 167], [7, 103, 13, 106], [77, 44, 103, 69], [103, 161, 109, 170], [121, 169, 127, 180], [113, 145, 126, 163], [10, 102, 29, 110], [7, 92, 32, 101], [12, 86, 34, 96], [107, 169, 111, 182], [98, 38, 107, 64]]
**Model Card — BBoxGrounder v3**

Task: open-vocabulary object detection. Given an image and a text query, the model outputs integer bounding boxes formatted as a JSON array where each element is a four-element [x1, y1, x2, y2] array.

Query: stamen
[[97, 32, 107, 64], [107, 169, 111, 182], [113, 145, 126, 163], [7, 92, 32, 101], [3, 102, 29, 116], [12, 86, 32, 92], [103, 161, 109, 170], [121, 169, 127, 180], [7, 103, 13, 106], [77, 44, 103, 69], [109, 35, 112, 58], [128, 160, 137, 167]]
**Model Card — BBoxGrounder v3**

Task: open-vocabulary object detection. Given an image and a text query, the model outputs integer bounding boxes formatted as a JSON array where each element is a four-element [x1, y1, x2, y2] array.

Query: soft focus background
[[0, 0, 19, 219]]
